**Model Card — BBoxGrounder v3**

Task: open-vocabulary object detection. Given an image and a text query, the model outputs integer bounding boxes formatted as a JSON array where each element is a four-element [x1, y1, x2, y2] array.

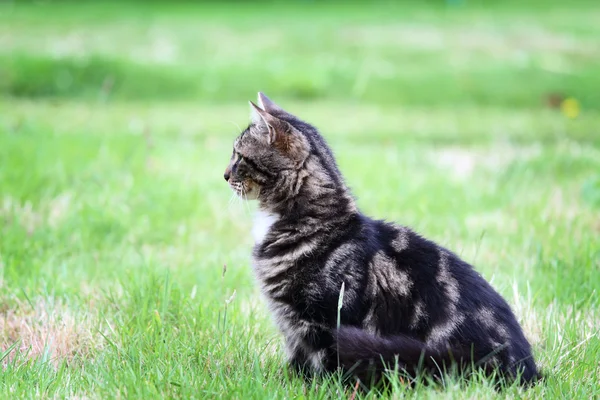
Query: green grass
[[1, 1, 599, 398]]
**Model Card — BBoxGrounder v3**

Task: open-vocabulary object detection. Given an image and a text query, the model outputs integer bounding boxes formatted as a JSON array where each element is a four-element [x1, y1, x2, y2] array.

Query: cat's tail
[[333, 326, 472, 385]]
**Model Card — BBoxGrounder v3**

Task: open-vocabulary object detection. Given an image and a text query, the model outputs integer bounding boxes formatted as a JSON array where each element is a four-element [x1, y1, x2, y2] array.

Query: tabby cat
[[224, 92, 539, 386]]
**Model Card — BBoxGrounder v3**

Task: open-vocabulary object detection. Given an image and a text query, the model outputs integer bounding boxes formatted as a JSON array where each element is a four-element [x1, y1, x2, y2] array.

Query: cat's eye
[[231, 151, 244, 162]]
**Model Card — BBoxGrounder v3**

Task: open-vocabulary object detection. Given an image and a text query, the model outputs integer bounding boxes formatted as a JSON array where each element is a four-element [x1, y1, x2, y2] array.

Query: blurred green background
[[0, 1, 599, 398]]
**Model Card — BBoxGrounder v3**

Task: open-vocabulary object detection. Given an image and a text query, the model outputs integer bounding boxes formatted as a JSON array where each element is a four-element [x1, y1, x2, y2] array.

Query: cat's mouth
[[229, 179, 259, 200]]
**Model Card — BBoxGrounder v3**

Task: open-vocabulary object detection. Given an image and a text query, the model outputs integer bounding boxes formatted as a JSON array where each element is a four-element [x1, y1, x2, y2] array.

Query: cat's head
[[224, 92, 343, 209]]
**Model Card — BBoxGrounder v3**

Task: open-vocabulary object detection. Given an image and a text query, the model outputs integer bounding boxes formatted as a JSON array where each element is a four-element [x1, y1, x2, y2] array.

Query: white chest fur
[[252, 210, 279, 245]]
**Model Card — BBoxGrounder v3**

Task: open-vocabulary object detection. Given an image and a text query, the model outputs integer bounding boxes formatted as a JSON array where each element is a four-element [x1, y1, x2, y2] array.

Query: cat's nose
[[224, 171, 230, 181]]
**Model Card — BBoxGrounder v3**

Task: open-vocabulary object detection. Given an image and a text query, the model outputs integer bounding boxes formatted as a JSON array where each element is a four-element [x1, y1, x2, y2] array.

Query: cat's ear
[[248, 101, 306, 160], [257, 92, 285, 114], [250, 101, 266, 126], [249, 101, 288, 145]]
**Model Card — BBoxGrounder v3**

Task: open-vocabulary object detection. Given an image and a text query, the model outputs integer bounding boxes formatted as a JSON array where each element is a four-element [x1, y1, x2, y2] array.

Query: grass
[[1, 0, 599, 398]]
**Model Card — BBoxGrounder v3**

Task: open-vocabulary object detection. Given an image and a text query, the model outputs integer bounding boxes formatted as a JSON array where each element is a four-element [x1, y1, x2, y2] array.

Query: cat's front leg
[[281, 319, 338, 377], [286, 342, 311, 377], [273, 302, 338, 375]]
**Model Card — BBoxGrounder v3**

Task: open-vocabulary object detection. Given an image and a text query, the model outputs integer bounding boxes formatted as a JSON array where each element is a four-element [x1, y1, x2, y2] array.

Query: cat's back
[[360, 219, 521, 333]]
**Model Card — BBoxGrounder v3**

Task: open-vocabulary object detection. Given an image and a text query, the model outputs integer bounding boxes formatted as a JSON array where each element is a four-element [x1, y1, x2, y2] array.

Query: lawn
[[1, 1, 599, 398]]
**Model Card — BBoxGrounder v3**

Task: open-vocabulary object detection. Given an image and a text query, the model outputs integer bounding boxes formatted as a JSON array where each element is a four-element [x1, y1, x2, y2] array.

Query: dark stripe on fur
[[242, 156, 276, 179]]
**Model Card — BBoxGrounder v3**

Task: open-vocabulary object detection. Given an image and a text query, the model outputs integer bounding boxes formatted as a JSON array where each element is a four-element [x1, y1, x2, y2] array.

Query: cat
[[224, 92, 539, 386]]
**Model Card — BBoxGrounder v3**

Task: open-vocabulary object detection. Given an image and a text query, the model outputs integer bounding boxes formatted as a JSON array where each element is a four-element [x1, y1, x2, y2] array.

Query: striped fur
[[224, 93, 539, 386]]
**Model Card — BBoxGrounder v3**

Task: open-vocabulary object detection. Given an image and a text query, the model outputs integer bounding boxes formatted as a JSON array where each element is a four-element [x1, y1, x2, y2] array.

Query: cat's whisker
[[241, 186, 251, 215], [228, 192, 237, 209], [228, 120, 243, 133], [233, 189, 242, 208]]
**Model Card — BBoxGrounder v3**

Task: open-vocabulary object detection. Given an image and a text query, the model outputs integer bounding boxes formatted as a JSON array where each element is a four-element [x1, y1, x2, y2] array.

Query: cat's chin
[[229, 184, 259, 200], [238, 191, 259, 200]]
